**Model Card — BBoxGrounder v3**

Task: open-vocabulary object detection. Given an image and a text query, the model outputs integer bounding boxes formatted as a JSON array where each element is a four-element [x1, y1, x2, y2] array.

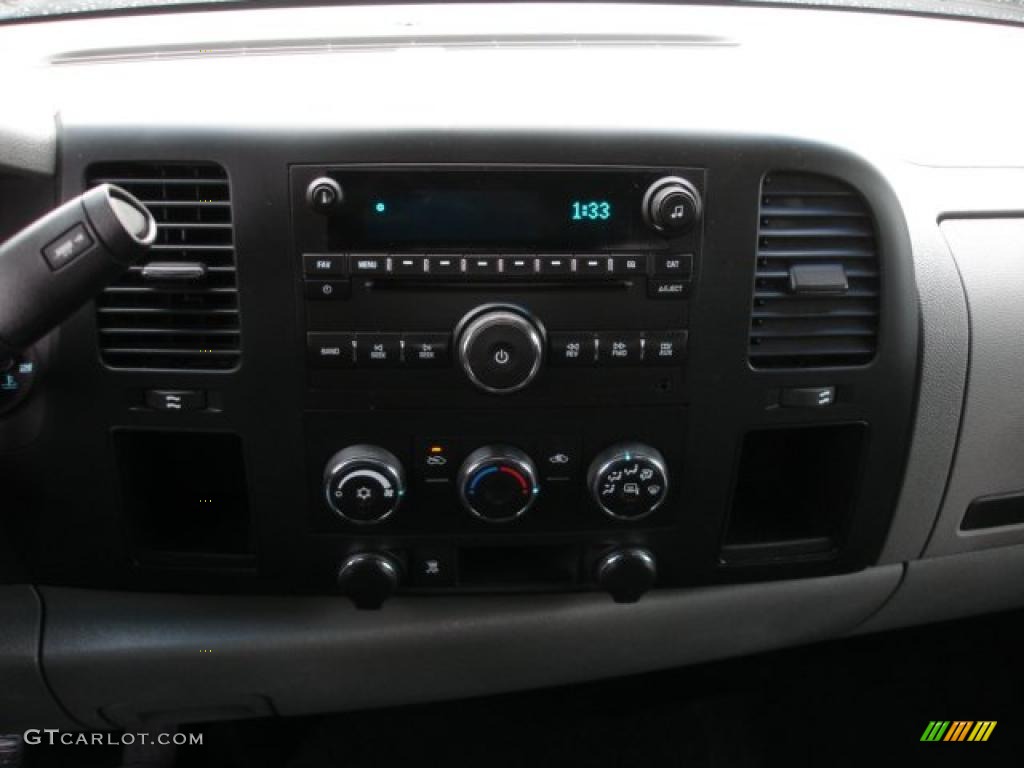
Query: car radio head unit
[[311, 169, 702, 251]]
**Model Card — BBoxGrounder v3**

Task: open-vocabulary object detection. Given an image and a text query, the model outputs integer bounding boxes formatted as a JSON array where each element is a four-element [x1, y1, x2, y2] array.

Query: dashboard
[[1, 1, 1024, 733]]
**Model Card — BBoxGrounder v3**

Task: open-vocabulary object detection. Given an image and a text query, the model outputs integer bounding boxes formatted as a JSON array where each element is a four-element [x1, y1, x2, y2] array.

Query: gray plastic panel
[[876, 166, 969, 564], [0, 586, 80, 731], [40, 566, 900, 727], [857, 544, 1024, 634], [924, 219, 1024, 555]]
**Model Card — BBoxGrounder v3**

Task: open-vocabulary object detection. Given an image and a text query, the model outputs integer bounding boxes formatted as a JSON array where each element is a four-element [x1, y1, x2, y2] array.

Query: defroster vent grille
[[749, 172, 879, 368], [90, 163, 240, 371]]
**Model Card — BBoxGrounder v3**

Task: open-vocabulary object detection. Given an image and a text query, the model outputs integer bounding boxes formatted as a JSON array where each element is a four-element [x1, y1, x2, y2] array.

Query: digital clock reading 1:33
[[571, 200, 612, 221]]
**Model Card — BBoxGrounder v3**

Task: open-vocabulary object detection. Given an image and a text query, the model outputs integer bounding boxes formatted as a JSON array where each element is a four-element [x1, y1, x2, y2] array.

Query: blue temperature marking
[[468, 466, 499, 493]]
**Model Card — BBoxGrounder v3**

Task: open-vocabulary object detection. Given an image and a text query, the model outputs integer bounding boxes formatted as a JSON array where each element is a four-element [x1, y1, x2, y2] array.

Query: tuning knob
[[323, 445, 406, 524], [457, 445, 540, 523], [642, 177, 702, 235], [587, 443, 669, 521], [455, 305, 545, 394], [595, 548, 657, 603], [337, 553, 401, 610]]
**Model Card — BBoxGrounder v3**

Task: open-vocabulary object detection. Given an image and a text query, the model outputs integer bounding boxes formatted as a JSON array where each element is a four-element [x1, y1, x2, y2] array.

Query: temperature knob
[[457, 445, 540, 523], [323, 445, 406, 524], [587, 443, 669, 521]]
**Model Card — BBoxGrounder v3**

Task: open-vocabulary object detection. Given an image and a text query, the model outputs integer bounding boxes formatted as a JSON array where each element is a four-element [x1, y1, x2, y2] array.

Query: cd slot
[[366, 279, 633, 292]]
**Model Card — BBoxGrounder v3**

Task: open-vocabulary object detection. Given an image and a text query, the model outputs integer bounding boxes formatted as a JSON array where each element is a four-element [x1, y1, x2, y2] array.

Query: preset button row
[[304, 252, 693, 280]]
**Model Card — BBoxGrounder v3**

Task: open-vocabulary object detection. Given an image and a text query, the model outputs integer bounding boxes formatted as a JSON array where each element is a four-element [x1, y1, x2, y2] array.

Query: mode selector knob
[[642, 177, 702, 235], [323, 445, 406, 525], [587, 443, 669, 521], [456, 305, 545, 395], [458, 445, 540, 523]]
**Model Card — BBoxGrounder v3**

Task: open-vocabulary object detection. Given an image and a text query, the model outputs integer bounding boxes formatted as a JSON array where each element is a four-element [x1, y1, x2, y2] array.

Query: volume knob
[[455, 305, 545, 395]]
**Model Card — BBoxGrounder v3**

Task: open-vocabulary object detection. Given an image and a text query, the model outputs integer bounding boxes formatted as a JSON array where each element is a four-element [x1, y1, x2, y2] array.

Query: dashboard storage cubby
[[114, 430, 251, 561], [722, 424, 867, 565]]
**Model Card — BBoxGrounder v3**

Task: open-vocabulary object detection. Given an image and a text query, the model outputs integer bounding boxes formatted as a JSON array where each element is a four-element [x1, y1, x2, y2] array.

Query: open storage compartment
[[721, 423, 866, 565], [114, 430, 252, 563]]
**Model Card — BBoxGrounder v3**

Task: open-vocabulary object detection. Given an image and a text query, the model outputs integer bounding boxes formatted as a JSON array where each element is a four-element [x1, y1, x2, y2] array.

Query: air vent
[[89, 162, 240, 371], [749, 172, 879, 368]]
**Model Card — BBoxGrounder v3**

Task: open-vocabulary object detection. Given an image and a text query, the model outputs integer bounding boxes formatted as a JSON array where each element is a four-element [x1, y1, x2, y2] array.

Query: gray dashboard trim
[[876, 165, 970, 563], [40, 567, 901, 728], [858, 543, 1024, 633], [922, 218, 1024, 555], [0, 586, 81, 731]]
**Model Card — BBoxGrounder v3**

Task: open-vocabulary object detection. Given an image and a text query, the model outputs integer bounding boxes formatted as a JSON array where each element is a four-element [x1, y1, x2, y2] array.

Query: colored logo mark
[[920, 721, 996, 742]]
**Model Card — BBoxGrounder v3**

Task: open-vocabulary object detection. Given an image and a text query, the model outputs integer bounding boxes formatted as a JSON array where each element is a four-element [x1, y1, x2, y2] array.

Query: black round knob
[[455, 305, 545, 395], [323, 445, 406, 525], [457, 445, 540, 523], [306, 176, 343, 214], [587, 443, 669, 521], [337, 553, 400, 610], [642, 177, 702, 235], [595, 548, 657, 603]]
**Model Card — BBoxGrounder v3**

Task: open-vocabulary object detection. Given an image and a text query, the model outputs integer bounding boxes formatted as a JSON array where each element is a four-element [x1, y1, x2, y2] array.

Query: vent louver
[[749, 172, 879, 368], [90, 163, 240, 371]]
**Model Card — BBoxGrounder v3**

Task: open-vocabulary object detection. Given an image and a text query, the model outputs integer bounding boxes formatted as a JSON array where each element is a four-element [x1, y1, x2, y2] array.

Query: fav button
[[303, 253, 348, 276]]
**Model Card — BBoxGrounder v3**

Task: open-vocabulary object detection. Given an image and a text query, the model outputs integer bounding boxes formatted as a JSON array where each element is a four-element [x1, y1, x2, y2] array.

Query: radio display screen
[[325, 169, 668, 250]]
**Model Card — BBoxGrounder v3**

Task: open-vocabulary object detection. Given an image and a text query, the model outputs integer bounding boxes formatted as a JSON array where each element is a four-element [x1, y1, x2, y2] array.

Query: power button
[[456, 307, 545, 395]]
